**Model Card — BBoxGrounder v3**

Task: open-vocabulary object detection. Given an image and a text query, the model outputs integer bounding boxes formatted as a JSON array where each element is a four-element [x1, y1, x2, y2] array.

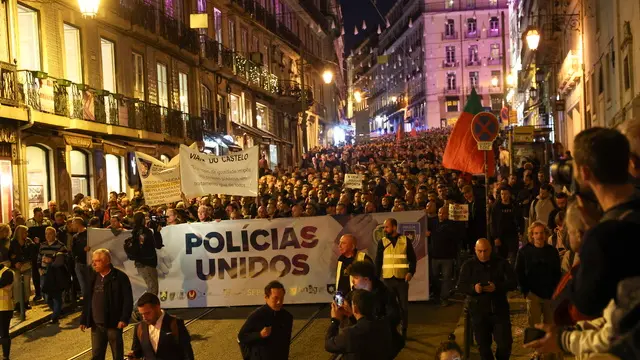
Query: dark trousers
[[431, 259, 455, 301], [384, 278, 409, 332], [91, 325, 124, 360], [471, 311, 513, 360], [31, 261, 40, 298], [0, 311, 11, 359]]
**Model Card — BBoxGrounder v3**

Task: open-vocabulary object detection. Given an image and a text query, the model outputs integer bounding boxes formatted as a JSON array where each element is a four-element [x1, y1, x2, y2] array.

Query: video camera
[[148, 214, 167, 229], [550, 159, 577, 193]]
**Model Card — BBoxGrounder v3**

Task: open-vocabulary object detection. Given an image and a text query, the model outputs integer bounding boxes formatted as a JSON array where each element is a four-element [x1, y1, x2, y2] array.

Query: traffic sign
[[471, 111, 500, 144], [500, 107, 509, 123]]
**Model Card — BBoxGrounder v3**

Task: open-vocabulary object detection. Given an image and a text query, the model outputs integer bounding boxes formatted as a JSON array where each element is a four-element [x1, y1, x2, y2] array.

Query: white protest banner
[[89, 211, 429, 308], [449, 203, 469, 221], [135, 152, 181, 206], [344, 174, 364, 189], [179, 144, 259, 198]]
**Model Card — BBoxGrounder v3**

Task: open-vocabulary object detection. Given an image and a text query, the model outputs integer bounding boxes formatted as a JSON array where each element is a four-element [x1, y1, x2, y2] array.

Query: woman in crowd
[[0, 227, 14, 360], [8, 225, 35, 312]]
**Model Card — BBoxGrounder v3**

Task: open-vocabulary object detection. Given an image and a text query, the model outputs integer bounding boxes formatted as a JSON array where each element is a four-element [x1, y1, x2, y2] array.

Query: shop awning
[[102, 141, 128, 157], [125, 141, 157, 156], [232, 123, 292, 146], [203, 131, 243, 151], [62, 132, 93, 149]]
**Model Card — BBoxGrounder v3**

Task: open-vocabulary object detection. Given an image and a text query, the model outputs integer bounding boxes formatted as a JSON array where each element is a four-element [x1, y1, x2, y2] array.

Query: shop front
[[0, 125, 16, 223]]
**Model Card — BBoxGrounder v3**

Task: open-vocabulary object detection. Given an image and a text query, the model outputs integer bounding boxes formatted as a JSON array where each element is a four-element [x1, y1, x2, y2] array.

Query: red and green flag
[[442, 88, 496, 176]]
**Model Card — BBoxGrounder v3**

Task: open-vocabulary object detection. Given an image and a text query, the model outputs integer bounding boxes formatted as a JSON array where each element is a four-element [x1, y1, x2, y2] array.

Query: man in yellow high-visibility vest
[[335, 234, 373, 296], [375, 218, 416, 339]]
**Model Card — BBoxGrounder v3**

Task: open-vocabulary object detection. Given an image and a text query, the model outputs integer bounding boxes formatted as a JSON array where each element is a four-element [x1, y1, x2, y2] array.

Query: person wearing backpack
[[128, 293, 194, 360]]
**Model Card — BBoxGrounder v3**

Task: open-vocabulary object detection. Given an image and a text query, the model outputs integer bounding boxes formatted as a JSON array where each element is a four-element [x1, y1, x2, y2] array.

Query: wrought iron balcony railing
[[17, 70, 200, 140]]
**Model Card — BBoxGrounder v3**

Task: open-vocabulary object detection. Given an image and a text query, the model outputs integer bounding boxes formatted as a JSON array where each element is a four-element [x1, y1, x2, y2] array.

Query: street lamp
[[78, 0, 100, 17], [491, 76, 499, 87], [322, 70, 334, 84], [354, 91, 362, 103], [525, 26, 541, 51], [506, 74, 515, 86], [529, 87, 538, 100], [391, 96, 397, 103]]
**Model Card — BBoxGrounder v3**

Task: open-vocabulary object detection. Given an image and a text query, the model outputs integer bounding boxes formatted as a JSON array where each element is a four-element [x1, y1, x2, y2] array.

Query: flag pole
[[484, 150, 490, 240]]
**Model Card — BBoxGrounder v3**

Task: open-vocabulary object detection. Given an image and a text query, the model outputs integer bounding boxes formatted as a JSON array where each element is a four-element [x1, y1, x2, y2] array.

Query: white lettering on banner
[[449, 203, 469, 221], [180, 144, 259, 198], [135, 152, 181, 206], [344, 174, 364, 189], [88, 211, 430, 308]]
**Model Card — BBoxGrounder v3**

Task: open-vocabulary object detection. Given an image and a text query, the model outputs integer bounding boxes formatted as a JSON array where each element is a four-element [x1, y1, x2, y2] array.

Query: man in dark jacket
[[129, 293, 194, 360], [348, 261, 404, 357], [238, 281, 293, 360], [80, 248, 133, 360], [490, 186, 522, 263], [429, 207, 463, 306], [458, 239, 517, 360], [71, 218, 89, 298], [325, 289, 392, 359], [462, 185, 487, 252], [515, 221, 561, 328]]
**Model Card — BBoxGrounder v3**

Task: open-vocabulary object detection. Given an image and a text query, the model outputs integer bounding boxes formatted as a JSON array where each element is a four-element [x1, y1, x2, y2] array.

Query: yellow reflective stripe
[[382, 264, 410, 269]]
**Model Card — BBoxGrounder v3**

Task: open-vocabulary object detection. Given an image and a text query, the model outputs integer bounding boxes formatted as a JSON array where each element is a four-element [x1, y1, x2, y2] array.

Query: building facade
[[0, 0, 340, 222]]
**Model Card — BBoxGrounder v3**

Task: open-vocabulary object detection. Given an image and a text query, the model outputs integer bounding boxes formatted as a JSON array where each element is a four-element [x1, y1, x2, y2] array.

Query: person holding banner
[[238, 281, 293, 360], [375, 218, 417, 339], [335, 235, 373, 296]]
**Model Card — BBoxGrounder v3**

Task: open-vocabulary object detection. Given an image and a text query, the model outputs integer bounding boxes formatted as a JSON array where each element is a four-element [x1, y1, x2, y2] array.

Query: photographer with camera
[[124, 212, 163, 296]]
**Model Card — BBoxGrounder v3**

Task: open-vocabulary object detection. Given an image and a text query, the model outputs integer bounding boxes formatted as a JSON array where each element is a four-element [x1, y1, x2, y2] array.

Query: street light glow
[[391, 96, 398, 102], [526, 27, 541, 51], [322, 70, 334, 84], [506, 74, 515, 86], [78, 0, 100, 17], [491, 76, 499, 87], [354, 91, 362, 103]]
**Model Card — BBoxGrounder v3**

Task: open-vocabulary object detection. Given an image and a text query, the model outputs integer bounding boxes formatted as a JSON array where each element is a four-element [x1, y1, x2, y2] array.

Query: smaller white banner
[[135, 152, 181, 206], [344, 174, 364, 189], [179, 144, 259, 198], [449, 203, 469, 221]]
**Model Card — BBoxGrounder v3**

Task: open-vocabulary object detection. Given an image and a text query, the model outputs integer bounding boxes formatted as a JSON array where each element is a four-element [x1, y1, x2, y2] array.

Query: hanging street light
[[525, 26, 541, 51], [491, 76, 499, 87], [354, 91, 362, 103], [377, 24, 382, 34], [354, 26, 359, 35], [529, 86, 538, 100], [322, 70, 334, 84], [78, 0, 100, 17], [409, 18, 413, 28], [362, 20, 367, 30]]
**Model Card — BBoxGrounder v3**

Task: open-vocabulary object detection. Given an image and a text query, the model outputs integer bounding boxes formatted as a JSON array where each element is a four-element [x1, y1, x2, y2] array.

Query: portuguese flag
[[442, 88, 496, 176]]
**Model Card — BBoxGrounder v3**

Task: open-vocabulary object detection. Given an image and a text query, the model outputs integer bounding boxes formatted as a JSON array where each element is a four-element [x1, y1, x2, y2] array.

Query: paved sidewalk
[[452, 294, 535, 360], [9, 299, 80, 338]]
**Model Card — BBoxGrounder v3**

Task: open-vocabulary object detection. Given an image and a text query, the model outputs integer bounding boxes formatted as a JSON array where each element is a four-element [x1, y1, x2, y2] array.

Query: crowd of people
[[0, 118, 638, 359]]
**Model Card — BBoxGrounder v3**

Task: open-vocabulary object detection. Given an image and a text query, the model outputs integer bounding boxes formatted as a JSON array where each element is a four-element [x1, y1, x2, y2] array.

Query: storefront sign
[[179, 144, 259, 198], [448, 204, 469, 221], [39, 78, 55, 114], [344, 174, 364, 189], [514, 126, 535, 143], [135, 152, 181, 206], [63, 134, 93, 148], [28, 185, 43, 204], [87, 210, 429, 308], [103, 142, 128, 157]]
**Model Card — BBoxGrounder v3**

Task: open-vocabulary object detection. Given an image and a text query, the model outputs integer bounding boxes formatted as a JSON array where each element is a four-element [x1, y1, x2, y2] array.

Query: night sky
[[339, 0, 395, 54]]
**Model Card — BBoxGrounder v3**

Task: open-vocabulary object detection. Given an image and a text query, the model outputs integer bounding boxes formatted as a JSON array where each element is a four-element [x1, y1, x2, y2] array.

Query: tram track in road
[[65, 307, 216, 360], [290, 304, 327, 345]]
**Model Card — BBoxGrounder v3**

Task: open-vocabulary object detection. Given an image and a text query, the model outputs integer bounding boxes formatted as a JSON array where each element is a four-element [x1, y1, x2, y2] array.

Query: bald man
[[458, 239, 516, 360], [335, 234, 373, 296]]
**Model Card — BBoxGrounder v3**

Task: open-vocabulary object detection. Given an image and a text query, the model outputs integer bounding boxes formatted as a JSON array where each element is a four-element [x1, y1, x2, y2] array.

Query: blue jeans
[[75, 263, 89, 298]]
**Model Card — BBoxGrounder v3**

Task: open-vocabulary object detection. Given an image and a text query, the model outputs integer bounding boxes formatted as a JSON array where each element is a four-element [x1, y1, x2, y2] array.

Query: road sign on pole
[[471, 111, 499, 150], [500, 107, 509, 124]]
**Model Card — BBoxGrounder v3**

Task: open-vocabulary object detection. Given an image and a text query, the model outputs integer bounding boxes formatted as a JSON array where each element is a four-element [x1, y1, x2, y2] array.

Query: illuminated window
[[70, 150, 90, 196], [230, 94, 241, 123], [256, 103, 268, 130], [446, 100, 459, 112], [17, 5, 41, 71], [105, 154, 124, 194], [26, 145, 51, 214]]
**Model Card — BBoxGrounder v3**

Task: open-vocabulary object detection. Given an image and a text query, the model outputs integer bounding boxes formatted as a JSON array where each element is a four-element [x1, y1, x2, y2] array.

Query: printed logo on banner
[[169, 292, 176, 301], [399, 223, 421, 249], [160, 291, 168, 302], [327, 284, 336, 295], [187, 290, 197, 300], [178, 291, 185, 300]]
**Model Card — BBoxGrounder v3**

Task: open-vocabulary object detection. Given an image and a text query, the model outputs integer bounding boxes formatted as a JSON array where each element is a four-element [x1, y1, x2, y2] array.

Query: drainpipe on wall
[[15, 106, 34, 216]]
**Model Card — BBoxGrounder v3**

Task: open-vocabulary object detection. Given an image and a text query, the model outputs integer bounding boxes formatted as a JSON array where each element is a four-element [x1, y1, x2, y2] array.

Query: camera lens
[[550, 160, 573, 186]]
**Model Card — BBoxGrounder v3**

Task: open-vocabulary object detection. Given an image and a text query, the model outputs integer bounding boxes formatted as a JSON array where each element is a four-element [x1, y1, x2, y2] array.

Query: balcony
[[0, 62, 18, 106], [487, 56, 502, 66], [442, 60, 459, 68], [443, 87, 460, 95], [488, 28, 500, 37], [231, 0, 279, 34], [17, 70, 199, 140], [466, 86, 483, 94], [465, 31, 480, 39], [114, 0, 199, 54], [299, 0, 329, 31], [442, 31, 459, 41], [424, 0, 506, 12], [557, 50, 582, 95], [278, 80, 314, 105], [466, 58, 482, 67]]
